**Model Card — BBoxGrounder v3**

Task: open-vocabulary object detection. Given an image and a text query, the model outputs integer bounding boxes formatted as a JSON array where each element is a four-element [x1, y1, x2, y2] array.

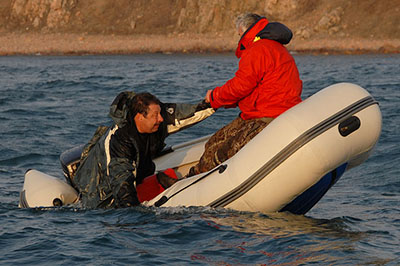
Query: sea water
[[0, 54, 399, 265]]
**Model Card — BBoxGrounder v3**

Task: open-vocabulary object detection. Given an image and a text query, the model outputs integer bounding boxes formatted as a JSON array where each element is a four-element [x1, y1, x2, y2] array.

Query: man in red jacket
[[187, 13, 303, 177]]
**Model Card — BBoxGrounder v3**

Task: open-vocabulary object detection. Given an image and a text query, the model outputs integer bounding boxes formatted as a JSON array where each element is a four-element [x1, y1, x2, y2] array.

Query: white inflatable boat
[[19, 83, 382, 214]]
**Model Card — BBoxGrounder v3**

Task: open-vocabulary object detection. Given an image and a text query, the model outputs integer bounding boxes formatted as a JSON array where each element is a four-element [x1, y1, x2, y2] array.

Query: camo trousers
[[187, 116, 274, 177]]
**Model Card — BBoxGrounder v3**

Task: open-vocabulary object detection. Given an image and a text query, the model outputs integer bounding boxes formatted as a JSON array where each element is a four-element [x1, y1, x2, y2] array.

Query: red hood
[[235, 17, 269, 58]]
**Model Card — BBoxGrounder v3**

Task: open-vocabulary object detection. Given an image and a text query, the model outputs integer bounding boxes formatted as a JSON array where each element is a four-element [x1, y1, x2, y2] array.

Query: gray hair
[[235, 13, 263, 33]]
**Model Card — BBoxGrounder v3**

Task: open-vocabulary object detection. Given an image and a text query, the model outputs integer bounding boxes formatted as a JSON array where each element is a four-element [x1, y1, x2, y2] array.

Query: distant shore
[[1, 33, 399, 56]]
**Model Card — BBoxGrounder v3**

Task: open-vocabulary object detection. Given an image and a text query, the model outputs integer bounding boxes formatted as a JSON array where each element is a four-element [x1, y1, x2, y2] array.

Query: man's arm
[[161, 100, 215, 134], [108, 157, 140, 207], [208, 46, 266, 109]]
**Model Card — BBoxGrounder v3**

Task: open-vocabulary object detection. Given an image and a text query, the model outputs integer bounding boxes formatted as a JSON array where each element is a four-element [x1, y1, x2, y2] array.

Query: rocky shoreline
[[2, 0, 399, 56], [1, 33, 399, 56]]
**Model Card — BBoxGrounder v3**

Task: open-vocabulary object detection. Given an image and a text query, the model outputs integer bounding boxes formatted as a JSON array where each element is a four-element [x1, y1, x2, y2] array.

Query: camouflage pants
[[187, 116, 274, 177]]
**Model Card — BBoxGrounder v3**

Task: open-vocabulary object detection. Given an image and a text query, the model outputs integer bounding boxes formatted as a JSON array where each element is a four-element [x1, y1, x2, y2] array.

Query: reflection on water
[[96, 206, 375, 264], [203, 211, 366, 264]]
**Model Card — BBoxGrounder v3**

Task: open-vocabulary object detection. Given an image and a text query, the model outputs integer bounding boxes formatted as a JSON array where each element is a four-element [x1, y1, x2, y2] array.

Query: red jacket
[[210, 18, 302, 119]]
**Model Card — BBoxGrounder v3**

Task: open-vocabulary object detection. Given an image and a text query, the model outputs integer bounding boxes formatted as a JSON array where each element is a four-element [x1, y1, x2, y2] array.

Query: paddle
[[154, 164, 227, 207]]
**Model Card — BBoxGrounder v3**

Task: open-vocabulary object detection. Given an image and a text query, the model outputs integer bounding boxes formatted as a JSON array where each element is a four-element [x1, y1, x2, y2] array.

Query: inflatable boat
[[19, 83, 382, 214]]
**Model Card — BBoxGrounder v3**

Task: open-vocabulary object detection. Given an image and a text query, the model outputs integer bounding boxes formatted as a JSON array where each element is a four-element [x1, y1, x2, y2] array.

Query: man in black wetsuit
[[71, 91, 214, 208]]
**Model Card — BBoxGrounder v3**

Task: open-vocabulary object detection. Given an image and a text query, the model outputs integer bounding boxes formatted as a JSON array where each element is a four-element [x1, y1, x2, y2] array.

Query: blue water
[[1, 54, 399, 265]]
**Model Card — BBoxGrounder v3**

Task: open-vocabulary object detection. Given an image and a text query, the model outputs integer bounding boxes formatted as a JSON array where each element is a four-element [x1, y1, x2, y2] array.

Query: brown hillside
[[1, 0, 399, 55]]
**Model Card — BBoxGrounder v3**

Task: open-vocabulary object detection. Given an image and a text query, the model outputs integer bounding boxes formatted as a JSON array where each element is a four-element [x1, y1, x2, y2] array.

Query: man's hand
[[205, 90, 213, 103]]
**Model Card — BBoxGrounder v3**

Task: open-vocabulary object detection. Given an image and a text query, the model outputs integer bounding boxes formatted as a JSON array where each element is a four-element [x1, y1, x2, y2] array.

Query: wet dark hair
[[130, 92, 161, 117]]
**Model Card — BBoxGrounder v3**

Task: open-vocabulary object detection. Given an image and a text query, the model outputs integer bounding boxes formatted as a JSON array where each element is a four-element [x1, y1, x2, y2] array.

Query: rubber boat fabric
[[207, 96, 377, 208]]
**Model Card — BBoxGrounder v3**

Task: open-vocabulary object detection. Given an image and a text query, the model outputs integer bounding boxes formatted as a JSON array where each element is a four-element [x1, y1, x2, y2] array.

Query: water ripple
[[0, 54, 399, 265]]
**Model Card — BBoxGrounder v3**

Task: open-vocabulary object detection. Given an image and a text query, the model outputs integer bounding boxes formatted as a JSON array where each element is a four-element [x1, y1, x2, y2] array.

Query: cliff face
[[2, 0, 399, 40]]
